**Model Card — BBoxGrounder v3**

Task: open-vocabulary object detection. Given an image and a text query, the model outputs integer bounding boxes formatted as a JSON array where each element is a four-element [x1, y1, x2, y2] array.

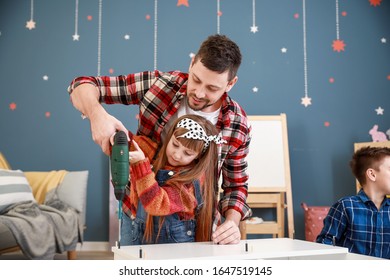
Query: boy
[[316, 146, 390, 259]]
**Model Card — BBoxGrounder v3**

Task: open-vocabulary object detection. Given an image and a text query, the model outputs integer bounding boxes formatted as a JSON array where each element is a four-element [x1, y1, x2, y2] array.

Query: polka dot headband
[[176, 118, 227, 152]]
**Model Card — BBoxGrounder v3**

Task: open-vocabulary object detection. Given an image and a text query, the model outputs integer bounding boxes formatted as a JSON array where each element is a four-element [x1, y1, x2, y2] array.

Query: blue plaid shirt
[[316, 189, 390, 259]]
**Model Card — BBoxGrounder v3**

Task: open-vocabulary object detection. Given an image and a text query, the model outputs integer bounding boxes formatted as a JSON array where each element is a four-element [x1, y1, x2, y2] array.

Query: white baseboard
[[76, 242, 111, 251]]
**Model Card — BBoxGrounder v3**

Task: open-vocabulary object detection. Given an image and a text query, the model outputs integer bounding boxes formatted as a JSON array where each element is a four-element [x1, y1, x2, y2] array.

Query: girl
[[122, 114, 225, 244]]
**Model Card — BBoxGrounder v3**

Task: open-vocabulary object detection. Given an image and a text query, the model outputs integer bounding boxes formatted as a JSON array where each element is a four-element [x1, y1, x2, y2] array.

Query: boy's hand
[[129, 140, 146, 164]]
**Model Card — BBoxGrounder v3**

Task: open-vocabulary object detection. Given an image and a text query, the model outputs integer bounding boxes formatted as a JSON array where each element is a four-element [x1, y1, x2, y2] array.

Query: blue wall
[[1, 0, 389, 242]]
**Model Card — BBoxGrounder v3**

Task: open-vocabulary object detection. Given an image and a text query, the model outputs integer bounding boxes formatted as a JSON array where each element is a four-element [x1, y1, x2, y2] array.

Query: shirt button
[[168, 171, 174, 176], [187, 230, 192, 236]]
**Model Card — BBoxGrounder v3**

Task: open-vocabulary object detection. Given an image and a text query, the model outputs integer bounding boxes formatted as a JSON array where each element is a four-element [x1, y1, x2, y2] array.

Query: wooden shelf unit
[[240, 192, 285, 239]]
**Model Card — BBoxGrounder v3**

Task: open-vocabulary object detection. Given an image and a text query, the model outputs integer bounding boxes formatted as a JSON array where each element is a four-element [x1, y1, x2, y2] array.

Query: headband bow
[[176, 118, 226, 152]]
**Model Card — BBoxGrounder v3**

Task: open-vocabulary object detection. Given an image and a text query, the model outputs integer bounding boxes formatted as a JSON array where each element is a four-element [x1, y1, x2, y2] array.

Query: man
[[67, 34, 252, 244]]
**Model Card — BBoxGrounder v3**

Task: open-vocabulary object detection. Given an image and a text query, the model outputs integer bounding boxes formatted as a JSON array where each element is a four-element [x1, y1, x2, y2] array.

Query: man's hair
[[194, 34, 242, 81], [350, 146, 390, 185]]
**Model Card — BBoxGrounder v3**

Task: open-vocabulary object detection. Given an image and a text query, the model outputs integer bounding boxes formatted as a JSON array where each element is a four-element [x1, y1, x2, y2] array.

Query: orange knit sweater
[[122, 135, 203, 220]]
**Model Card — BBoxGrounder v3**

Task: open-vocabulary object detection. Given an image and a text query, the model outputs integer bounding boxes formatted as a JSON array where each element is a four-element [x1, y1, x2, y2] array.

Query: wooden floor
[[0, 251, 114, 260]]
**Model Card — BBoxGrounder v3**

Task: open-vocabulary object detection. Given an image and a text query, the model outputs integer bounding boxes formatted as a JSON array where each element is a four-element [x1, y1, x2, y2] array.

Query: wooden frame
[[243, 114, 294, 238]]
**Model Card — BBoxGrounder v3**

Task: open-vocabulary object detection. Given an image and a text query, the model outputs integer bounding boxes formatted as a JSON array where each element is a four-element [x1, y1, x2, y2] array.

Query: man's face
[[187, 59, 237, 112]]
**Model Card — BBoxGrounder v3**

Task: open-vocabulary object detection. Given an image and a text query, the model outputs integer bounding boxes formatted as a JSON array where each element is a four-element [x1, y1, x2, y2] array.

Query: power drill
[[110, 130, 129, 248]]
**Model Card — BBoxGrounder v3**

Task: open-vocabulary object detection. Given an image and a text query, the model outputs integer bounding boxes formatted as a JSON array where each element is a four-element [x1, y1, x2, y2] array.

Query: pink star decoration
[[332, 39, 346, 52], [177, 0, 189, 7], [369, 0, 382, 7]]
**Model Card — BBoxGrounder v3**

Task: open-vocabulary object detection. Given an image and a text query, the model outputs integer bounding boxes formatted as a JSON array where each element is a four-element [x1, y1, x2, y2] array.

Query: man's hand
[[89, 108, 127, 155], [70, 84, 128, 155], [212, 209, 242, 245]]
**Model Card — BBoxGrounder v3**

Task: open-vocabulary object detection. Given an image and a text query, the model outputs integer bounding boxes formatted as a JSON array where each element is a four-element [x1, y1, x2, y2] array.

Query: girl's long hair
[[144, 114, 219, 243]]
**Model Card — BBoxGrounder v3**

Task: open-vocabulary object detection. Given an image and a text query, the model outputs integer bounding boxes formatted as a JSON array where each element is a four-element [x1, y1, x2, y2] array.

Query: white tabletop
[[112, 238, 352, 260]]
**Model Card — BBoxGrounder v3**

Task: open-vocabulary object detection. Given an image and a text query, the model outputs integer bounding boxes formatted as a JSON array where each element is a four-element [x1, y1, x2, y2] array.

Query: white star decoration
[[301, 96, 312, 107], [26, 20, 36, 30], [381, 38, 387, 44], [375, 107, 384, 115], [252, 87, 258, 93], [72, 34, 80, 41], [42, 75, 49, 81], [124, 34, 130, 40], [250, 25, 259, 33], [281, 47, 288, 53]]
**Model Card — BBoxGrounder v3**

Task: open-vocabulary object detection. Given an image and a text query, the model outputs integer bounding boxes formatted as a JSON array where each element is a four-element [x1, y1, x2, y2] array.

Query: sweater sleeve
[[130, 160, 196, 217]]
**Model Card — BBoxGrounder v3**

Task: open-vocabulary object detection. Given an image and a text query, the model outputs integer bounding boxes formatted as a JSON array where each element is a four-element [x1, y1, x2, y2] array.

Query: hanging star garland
[[97, 0, 102, 75], [332, 39, 346, 52], [26, 0, 36, 30], [301, 0, 311, 108], [250, 0, 258, 33], [73, 0, 80, 41], [332, 0, 346, 52], [217, 0, 221, 34], [301, 96, 312, 107], [154, 0, 158, 70]]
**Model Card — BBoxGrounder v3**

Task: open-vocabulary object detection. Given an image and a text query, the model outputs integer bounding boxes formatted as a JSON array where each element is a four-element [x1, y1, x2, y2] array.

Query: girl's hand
[[129, 140, 145, 164]]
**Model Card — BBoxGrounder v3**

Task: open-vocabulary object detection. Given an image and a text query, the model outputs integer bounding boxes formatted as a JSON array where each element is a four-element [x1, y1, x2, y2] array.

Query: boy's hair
[[145, 114, 220, 242], [194, 34, 242, 81], [350, 146, 390, 186]]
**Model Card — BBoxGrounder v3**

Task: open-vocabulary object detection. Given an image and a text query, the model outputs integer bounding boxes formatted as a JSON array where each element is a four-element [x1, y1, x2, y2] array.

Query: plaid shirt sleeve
[[217, 98, 253, 221], [67, 71, 161, 105], [316, 200, 347, 245]]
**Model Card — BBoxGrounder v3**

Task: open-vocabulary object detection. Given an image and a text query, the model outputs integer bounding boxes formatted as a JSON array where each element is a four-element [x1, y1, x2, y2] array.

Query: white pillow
[[55, 170, 88, 213], [0, 169, 36, 212]]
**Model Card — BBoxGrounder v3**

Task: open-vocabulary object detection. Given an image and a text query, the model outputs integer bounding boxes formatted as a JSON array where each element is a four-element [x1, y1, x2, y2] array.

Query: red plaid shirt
[[68, 70, 252, 220]]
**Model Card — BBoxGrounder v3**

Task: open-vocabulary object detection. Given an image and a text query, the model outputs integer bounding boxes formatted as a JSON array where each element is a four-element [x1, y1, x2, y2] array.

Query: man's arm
[[212, 121, 252, 244], [69, 83, 127, 155]]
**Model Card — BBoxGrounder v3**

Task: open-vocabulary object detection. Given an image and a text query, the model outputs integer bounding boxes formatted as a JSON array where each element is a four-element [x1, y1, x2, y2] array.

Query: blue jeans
[[120, 169, 203, 245]]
